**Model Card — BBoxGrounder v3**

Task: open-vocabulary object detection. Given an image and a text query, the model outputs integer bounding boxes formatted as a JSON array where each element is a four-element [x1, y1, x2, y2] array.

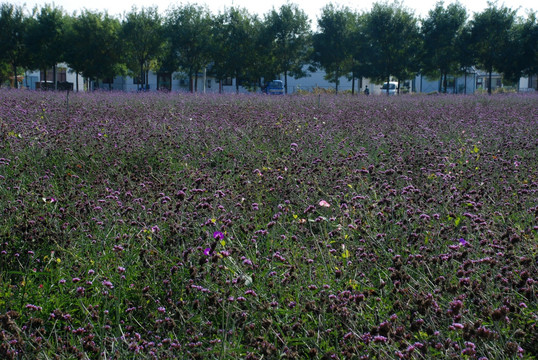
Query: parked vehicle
[[381, 81, 398, 95], [266, 80, 284, 95]]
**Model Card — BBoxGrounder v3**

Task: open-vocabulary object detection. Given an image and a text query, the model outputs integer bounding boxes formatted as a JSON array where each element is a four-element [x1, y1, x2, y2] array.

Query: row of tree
[[0, 1, 537, 94]]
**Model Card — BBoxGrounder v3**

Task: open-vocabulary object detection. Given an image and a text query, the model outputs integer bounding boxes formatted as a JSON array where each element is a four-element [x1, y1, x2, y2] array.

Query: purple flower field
[[0, 90, 537, 359]]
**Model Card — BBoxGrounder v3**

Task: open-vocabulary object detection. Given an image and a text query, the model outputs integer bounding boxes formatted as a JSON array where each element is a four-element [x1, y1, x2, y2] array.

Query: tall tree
[[311, 4, 355, 93], [64, 10, 122, 90], [455, 22, 475, 94], [469, 3, 516, 94], [500, 12, 538, 87], [25, 4, 66, 90], [121, 6, 163, 91], [165, 4, 212, 92], [263, 4, 311, 94], [348, 11, 370, 94], [0, 3, 27, 88], [363, 2, 421, 94], [211, 7, 259, 93], [421, 2, 467, 93]]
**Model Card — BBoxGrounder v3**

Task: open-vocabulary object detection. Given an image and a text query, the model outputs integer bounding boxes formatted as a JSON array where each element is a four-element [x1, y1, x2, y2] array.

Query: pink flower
[[319, 200, 331, 208]]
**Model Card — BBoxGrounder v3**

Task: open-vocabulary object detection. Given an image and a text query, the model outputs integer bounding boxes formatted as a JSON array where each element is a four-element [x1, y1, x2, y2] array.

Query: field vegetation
[[0, 90, 537, 359]]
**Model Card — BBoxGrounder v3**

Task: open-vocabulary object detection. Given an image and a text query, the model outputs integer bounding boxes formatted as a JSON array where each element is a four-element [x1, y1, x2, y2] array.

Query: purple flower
[[213, 231, 224, 240], [458, 238, 467, 246], [203, 248, 211, 256]]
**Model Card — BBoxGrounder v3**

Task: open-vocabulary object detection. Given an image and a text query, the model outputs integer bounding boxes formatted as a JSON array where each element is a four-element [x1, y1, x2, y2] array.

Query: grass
[[0, 89, 537, 359]]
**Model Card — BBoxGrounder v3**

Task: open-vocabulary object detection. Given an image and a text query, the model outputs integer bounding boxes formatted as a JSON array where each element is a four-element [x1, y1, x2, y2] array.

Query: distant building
[[24, 64, 84, 91], [23, 63, 535, 95]]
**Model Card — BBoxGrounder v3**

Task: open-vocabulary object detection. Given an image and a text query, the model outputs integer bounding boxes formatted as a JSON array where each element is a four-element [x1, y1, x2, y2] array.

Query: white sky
[[13, 0, 537, 24]]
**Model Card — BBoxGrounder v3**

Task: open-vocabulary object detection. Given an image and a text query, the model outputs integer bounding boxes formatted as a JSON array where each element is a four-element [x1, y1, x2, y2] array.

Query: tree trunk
[[76, 72, 79, 92], [463, 69, 467, 95], [397, 79, 401, 95], [488, 70, 492, 95], [284, 71, 288, 95], [351, 71, 355, 95], [235, 70, 239, 94], [53, 65, 57, 90], [145, 70, 149, 91], [43, 68, 47, 90], [443, 72, 447, 94], [139, 63, 144, 91], [195, 73, 199, 93], [335, 69, 339, 94], [12, 64, 18, 89], [387, 75, 390, 95]]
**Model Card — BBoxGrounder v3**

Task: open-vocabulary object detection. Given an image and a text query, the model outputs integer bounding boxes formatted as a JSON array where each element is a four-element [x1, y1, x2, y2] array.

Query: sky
[[12, 0, 537, 25]]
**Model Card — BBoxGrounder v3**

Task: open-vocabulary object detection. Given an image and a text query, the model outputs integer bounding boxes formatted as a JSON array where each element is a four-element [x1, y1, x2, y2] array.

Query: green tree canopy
[[165, 4, 212, 92], [363, 2, 421, 94], [312, 4, 355, 93], [421, 1, 467, 92], [501, 13, 538, 85], [25, 4, 66, 89], [121, 6, 163, 90], [211, 7, 260, 93], [263, 3, 311, 94], [64, 10, 122, 89], [0, 3, 27, 88], [469, 3, 517, 94]]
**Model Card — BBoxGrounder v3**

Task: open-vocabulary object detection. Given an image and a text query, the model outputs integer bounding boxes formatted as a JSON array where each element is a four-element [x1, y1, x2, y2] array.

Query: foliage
[[363, 2, 422, 93], [63, 10, 123, 86], [1, 90, 537, 359], [501, 13, 538, 84], [312, 4, 356, 93], [421, 2, 467, 93], [165, 4, 213, 92], [0, 60, 10, 86], [121, 6, 163, 90], [211, 7, 261, 93], [24, 3, 66, 88], [0, 1, 536, 93], [0, 3, 27, 88], [263, 4, 312, 94], [469, 4, 517, 94]]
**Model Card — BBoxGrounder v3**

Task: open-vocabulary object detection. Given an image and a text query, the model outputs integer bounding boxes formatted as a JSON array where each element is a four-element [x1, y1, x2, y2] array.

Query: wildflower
[[25, 304, 42, 311], [213, 231, 224, 240], [203, 248, 211, 256], [319, 200, 331, 207], [373, 335, 388, 343], [288, 301, 296, 309], [458, 238, 467, 246], [245, 289, 257, 297]]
